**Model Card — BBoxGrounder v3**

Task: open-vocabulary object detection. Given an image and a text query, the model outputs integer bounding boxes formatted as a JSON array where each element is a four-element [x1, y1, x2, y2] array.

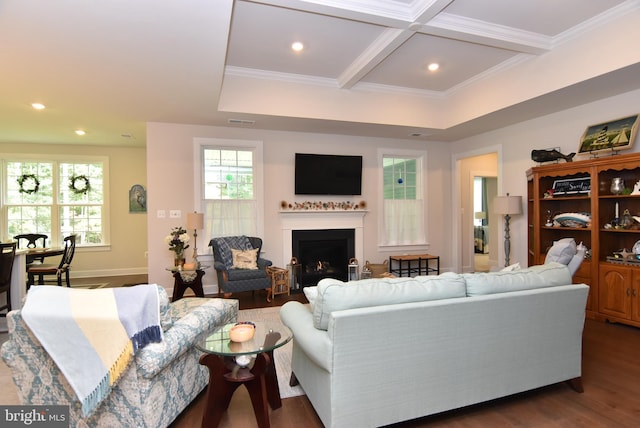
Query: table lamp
[[493, 193, 522, 267], [186, 212, 204, 266]]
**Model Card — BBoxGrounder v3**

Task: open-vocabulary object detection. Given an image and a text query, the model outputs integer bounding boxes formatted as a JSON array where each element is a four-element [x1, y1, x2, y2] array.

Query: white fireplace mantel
[[280, 210, 367, 267]]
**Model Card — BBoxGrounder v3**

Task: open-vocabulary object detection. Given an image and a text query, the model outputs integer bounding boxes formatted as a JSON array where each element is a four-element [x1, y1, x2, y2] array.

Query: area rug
[[237, 306, 306, 399]]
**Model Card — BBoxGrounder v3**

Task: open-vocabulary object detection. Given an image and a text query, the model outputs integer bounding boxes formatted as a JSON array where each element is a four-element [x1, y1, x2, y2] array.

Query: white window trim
[[377, 147, 429, 253], [0, 153, 110, 248], [193, 137, 265, 239]]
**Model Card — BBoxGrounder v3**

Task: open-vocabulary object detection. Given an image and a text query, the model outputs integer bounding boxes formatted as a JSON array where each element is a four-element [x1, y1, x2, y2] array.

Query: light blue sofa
[[1, 287, 238, 428], [280, 263, 589, 428]]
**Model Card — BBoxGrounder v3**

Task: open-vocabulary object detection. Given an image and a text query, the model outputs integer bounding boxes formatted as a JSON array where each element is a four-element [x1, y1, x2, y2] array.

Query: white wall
[[146, 123, 452, 291], [451, 88, 640, 268]]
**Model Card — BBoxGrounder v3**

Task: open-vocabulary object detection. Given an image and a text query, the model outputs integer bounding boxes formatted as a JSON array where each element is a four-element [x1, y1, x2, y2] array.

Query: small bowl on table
[[229, 322, 255, 342]]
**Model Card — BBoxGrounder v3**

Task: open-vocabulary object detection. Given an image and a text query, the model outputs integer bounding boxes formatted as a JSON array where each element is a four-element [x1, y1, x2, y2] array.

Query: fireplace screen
[[292, 229, 355, 288]]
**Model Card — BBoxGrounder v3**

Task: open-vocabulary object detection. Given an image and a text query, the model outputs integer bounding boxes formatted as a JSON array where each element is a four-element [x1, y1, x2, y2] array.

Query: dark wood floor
[[26, 277, 640, 427]]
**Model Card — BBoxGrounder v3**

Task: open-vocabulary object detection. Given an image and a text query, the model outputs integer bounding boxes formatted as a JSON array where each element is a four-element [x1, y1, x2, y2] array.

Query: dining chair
[[27, 235, 76, 289], [14, 233, 48, 264], [0, 242, 17, 316]]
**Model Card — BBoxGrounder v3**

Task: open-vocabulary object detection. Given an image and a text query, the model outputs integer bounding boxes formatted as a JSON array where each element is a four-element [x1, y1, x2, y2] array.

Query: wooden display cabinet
[[528, 152, 640, 326]]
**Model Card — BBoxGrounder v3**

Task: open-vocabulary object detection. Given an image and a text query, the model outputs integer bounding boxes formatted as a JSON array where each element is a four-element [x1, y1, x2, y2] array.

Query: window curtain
[[383, 199, 424, 245], [204, 200, 256, 239]]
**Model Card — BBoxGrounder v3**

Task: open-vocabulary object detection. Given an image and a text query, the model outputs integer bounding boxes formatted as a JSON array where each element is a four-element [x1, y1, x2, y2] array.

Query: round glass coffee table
[[196, 320, 293, 428]]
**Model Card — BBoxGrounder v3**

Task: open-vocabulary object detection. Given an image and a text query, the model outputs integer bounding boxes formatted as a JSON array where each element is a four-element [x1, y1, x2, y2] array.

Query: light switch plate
[[157, 210, 166, 218], [169, 210, 181, 218]]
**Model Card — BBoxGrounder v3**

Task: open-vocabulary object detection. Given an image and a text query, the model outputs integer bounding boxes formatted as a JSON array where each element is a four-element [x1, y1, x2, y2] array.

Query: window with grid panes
[[3, 158, 107, 246]]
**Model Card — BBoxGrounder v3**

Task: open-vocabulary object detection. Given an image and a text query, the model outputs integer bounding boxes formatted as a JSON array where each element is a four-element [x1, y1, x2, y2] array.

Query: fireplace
[[292, 229, 355, 287]]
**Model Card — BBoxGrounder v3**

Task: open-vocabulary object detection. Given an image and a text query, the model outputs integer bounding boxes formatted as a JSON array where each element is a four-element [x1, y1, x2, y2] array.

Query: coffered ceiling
[[1, 0, 639, 146]]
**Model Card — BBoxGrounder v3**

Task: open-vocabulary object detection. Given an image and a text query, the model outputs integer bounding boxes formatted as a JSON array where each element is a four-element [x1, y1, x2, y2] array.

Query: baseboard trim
[[72, 267, 148, 279]]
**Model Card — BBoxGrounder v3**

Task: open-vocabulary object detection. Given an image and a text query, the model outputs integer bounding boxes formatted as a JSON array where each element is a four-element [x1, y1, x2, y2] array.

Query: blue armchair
[[209, 236, 272, 296]]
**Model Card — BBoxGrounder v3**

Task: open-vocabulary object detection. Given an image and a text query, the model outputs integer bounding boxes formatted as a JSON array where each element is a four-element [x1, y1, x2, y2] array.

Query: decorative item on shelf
[[543, 189, 554, 198], [621, 209, 634, 229], [348, 258, 359, 281], [545, 210, 554, 227], [632, 180, 640, 195], [530, 148, 575, 163], [280, 200, 367, 211], [552, 212, 591, 228], [165, 226, 190, 268], [186, 211, 204, 267], [493, 193, 522, 267], [610, 177, 625, 195], [578, 114, 639, 156]]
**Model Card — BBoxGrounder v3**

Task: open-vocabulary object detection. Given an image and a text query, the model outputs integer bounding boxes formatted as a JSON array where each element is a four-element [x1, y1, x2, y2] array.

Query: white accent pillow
[[545, 238, 577, 265], [303, 286, 318, 310], [231, 248, 259, 269]]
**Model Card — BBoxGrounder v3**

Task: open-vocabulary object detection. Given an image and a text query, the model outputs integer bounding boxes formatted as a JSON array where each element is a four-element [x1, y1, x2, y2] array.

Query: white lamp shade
[[186, 212, 204, 230], [493, 195, 522, 215]]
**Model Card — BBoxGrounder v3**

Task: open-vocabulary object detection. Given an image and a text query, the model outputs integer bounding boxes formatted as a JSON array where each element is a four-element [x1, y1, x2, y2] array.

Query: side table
[[197, 320, 293, 428], [170, 268, 205, 301], [389, 254, 440, 277]]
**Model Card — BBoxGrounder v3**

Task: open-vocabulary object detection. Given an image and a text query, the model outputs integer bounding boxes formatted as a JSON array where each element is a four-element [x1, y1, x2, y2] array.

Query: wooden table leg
[[199, 352, 276, 428], [199, 354, 239, 428]]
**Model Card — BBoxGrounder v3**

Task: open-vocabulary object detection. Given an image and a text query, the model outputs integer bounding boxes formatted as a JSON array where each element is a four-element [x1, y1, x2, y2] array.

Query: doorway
[[473, 176, 497, 272], [456, 152, 499, 273]]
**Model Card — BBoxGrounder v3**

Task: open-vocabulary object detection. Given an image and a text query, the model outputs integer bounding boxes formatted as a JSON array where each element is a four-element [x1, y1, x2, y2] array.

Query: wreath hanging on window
[[17, 174, 40, 194], [69, 175, 91, 195]]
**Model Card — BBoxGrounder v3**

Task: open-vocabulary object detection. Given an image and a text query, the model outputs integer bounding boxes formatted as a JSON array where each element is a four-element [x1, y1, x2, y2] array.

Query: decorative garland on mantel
[[280, 200, 367, 211]]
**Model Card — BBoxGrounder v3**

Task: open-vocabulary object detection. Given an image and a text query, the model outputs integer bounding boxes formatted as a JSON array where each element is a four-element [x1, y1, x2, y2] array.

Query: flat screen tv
[[295, 153, 362, 195]]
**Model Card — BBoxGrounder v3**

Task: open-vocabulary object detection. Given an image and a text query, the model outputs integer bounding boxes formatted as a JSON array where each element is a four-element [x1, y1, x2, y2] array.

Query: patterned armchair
[[1, 286, 238, 428], [209, 236, 272, 295]]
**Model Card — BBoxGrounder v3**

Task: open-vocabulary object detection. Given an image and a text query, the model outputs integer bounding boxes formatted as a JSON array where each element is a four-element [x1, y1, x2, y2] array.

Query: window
[[2, 156, 108, 247], [379, 150, 426, 247], [198, 139, 263, 239]]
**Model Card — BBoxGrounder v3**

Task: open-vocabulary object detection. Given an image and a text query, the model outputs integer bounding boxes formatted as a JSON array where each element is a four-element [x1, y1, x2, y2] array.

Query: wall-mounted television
[[295, 153, 362, 195]]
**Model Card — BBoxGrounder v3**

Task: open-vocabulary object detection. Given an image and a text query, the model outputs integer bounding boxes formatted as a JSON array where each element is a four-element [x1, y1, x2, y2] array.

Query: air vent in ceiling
[[228, 119, 255, 126]]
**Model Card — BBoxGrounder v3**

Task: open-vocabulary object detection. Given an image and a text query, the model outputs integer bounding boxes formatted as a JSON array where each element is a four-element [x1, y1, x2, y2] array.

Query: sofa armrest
[[136, 298, 238, 378], [257, 258, 272, 270], [280, 301, 333, 372], [214, 261, 228, 272]]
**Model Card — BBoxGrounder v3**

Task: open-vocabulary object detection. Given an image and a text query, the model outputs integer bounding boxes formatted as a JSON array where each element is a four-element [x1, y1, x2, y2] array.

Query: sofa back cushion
[[312, 273, 466, 330], [463, 262, 572, 296]]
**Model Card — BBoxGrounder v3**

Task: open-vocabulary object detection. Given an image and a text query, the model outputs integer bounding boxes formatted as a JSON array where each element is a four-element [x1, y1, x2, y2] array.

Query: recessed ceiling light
[[291, 41, 304, 52], [31, 103, 46, 110], [75, 129, 86, 136], [427, 63, 439, 72]]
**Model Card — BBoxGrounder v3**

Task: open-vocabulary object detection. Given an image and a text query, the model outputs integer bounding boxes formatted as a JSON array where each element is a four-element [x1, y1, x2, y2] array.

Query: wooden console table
[[389, 254, 439, 277]]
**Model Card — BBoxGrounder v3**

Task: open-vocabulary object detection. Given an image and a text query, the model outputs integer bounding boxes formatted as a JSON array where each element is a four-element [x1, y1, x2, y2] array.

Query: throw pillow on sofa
[[545, 238, 577, 265], [464, 262, 572, 296], [312, 273, 467, 330]]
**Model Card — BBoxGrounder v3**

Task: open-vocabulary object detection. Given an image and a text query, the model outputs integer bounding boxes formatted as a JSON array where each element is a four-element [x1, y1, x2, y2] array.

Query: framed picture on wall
[[578, 114, 639, 154], [129, 184, 147, 213]]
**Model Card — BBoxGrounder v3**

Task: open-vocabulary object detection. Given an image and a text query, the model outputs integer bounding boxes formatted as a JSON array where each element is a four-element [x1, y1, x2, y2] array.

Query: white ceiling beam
[[421, 13, 551, 55], [337, 28, 413, 89]]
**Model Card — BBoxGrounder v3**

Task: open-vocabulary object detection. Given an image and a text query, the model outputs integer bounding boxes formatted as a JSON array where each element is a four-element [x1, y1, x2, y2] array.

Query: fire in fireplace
[[292, 228, 355, 287]]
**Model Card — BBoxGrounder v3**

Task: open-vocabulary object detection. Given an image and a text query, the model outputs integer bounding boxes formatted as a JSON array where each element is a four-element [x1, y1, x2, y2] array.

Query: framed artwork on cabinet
[[578, 114, 639, 154], [551, 177, 591, 195]]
